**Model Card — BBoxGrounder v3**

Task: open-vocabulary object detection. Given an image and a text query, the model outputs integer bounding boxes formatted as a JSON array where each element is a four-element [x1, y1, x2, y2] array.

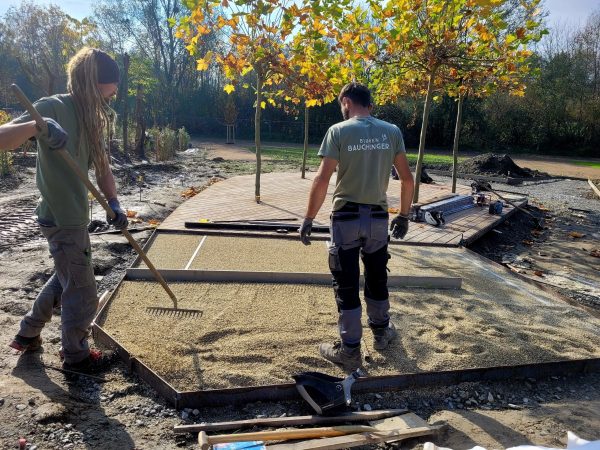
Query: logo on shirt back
[[347, 134, 391, 152]]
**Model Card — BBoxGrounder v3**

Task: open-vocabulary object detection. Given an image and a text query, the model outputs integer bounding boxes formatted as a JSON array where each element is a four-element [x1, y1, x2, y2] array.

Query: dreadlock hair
[[67, 47, 115, 175]]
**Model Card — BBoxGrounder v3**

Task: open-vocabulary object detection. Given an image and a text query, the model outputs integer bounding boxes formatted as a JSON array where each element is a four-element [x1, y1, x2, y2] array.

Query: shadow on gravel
[[12, 351, 135, 449]]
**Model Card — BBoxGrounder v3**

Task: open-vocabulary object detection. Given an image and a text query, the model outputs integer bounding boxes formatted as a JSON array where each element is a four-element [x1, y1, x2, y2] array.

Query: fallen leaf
[[522, 240, 534, 246], [533, 270, 544, 277], [129, 218, 143, 224], [591, 249, 600, 258], [181, 187, 200, 199], [126, 210, 138, 218], [569, 231, 585, 238], [388, 207, 399, 214], [147, 219, 161, 226]]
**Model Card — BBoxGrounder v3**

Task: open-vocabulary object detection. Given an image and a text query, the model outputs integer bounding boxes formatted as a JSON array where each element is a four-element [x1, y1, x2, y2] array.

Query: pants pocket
[[69, 262, 96, 289], [328, 245, 342, 272], [331, 213, 360, 246], [369, 213, 389, 242]]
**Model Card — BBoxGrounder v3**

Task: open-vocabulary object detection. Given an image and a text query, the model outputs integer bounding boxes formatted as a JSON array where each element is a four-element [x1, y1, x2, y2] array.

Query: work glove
[[390, 214, 409, 240], [107, 198, 128, 230], [299, 217, 313, 246], [37, 118, 68, 151]]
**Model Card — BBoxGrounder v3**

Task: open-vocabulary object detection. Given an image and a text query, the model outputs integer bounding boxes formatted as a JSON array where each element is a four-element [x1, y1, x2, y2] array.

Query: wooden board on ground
[[588, 179, 600, 199], [265, 413, 440, 450], [174, 409, 408, 434], [126, 268, 462, 290]]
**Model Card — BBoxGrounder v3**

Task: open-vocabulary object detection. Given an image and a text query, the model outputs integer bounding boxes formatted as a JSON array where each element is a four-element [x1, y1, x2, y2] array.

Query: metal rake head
[[145, 306, 203, 318]]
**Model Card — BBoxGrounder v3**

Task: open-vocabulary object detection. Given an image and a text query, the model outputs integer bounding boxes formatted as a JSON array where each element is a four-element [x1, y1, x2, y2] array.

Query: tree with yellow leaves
[[175, 0, 299, 202], [285, 0, 349, 178], [333, 0, 546, 202]]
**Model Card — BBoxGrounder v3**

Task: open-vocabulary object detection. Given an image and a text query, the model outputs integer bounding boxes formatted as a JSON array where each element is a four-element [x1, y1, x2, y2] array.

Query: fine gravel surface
[[98, 241, 600, 392]]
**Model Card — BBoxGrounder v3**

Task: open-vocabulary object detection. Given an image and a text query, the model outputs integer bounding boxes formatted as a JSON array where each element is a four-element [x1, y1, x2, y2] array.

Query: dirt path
[[0, 149, 599, 449], [191, 137, 274, 161], [510, 155, 600, 179]]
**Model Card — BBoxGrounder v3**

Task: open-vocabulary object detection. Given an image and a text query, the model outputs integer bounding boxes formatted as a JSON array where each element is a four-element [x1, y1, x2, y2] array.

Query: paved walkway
[[159, 172, 524, 246]]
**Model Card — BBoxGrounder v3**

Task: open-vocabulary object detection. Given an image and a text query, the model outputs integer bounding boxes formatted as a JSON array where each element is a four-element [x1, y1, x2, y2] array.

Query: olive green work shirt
[[318, 116, 406, 211], [15, 94, 92, 228]]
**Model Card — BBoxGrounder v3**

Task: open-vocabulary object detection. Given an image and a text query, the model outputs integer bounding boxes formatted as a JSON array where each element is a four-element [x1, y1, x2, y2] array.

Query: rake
[[12, 84, 202, 320]]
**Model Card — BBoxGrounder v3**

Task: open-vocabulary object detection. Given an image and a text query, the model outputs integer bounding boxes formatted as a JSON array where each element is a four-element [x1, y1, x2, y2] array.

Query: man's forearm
[[399, 178, 414, 216], [96, 168, 118, 201], [305, 175, 330, 219], [0, 121, 37, 151]]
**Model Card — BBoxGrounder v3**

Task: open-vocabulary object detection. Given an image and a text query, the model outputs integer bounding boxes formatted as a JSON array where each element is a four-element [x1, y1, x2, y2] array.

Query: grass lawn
[[248, 145, 466, 167], [572, 160, 600, 169]]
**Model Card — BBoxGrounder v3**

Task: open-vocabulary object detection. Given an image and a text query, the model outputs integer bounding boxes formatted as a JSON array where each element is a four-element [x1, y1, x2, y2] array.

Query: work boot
[[319, 341, 362, 371], [62, 349, 116, 375], [372, 322, 397, 350], [8, 334, 42, 352]]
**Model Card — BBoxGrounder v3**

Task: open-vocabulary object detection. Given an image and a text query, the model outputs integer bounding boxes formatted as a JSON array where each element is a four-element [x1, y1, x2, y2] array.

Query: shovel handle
[[11, 84, 178, 308]]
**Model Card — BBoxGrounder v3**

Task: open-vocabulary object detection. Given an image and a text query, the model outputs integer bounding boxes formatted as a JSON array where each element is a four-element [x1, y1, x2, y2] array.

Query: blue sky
[[0, 0, 598, 25]]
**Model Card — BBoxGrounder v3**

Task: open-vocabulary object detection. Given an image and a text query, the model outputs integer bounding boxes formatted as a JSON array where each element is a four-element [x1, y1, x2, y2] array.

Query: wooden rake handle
[[11, 83, 178, 309]]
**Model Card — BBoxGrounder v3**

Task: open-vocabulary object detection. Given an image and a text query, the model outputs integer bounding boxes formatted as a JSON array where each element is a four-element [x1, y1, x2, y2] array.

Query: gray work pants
[[328, 203, 391, 346], [19, 225, 98, 364]]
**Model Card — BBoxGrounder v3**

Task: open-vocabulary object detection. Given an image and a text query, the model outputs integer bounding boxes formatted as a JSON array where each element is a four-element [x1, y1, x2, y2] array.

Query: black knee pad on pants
[[361, 245, 389, 301], [329, 246, 361, 310]]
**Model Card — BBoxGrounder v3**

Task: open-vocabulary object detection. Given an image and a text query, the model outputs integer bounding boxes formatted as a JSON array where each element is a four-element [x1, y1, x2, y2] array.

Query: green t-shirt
[[318, 116, 405, 211], [15, 94, 92, 228]]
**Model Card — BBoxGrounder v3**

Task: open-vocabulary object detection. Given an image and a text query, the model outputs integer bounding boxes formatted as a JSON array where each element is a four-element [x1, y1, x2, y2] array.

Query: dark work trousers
[[328, 202, 391, 346], [18, 225, 98, 364]]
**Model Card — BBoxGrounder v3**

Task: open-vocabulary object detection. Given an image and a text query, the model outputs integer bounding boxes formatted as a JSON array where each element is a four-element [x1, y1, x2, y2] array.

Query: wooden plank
[[125, 268, 462, 289], [199, 425, 384, 449], [173, 409, 408, 434], [265, 426, 438, 450], [589, 179, 600, 199], [266, 414, 440, 450]]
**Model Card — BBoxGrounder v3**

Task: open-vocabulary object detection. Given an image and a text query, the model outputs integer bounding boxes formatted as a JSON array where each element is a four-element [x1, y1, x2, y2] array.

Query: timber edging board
[[124, 268, 463, 290]]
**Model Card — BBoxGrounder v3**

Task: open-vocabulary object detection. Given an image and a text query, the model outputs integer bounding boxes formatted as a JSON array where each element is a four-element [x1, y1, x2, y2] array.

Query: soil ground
[[0, 139, 598, 449]]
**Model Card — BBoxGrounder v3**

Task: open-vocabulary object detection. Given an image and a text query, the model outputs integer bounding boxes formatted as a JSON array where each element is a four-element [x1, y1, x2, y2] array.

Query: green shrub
[[177, 127, 190, 152], [148, 127, 178, 162]]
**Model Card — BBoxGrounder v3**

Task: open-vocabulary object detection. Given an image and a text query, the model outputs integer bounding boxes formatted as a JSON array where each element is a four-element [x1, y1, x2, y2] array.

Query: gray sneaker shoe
[[372, 322, 397, 350], [319, 341, 362, 371]]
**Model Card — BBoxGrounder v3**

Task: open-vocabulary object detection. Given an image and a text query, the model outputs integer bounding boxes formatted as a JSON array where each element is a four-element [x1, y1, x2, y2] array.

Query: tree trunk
[[121, 53, 130, 156], [254, 72, 263, 203], [413, 66, 438, 203], [451, 93, 465, 194], [301, 105, 309, 179], [134, 84, 146, 159]]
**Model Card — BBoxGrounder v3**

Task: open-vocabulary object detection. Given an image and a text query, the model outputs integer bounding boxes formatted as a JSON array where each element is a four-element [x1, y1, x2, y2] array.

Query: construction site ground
[[0, 141, 599, 449]]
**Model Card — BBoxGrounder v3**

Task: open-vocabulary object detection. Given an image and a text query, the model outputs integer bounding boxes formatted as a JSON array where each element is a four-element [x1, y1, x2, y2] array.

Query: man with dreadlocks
[[0, 48, 128, 374]]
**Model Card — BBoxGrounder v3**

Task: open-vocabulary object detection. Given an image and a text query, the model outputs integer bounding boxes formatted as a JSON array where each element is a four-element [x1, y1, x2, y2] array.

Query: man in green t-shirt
[[299, 82, 414, 371], [0, 47, 128, 375]]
